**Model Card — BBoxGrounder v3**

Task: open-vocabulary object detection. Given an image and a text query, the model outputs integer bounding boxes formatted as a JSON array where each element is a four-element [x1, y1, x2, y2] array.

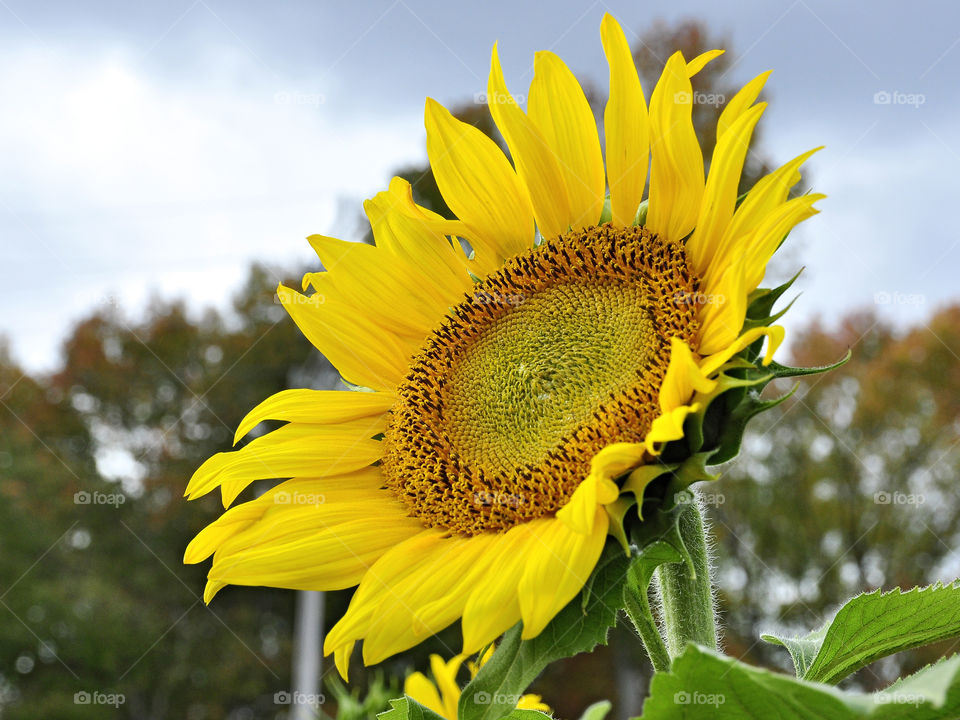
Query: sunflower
[[404, 650, 548, 719], [183, 13, 822, 678]]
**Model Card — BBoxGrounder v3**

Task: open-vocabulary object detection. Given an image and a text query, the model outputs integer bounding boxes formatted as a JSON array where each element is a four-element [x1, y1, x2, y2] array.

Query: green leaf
[[578, 700, 613, 720], [763, 582, 960, 684], [458, 543, 629, 720], [637, 644, 960, 719], [378, 696, 448, 720]]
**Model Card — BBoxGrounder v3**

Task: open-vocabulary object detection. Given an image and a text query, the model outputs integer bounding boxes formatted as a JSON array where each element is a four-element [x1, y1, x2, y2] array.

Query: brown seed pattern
[[382, 223, 700, 536]]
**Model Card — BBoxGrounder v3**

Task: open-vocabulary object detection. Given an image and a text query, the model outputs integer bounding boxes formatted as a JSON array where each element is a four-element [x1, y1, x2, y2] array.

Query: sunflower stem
[[655, 499, 718, 657]]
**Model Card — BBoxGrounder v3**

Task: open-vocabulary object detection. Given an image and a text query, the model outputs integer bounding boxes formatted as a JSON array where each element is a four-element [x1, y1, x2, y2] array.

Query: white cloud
[[0, 40, 426, 371]]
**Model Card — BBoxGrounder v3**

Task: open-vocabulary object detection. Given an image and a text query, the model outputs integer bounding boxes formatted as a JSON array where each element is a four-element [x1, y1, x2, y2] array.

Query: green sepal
[[746, 268, 803, 326], [743, 293, 800, 333], [763, 582, 960, 684], [705, 380, 797, 465], [635, 199, 649, 226], [662, 368, 772, 463], [765, 349, 852, 380], [605, 495, 637, 554], [600, 195, 612, 224]]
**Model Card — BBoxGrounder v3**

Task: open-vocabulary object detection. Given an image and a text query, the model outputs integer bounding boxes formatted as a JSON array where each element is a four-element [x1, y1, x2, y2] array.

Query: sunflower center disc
[[383, 224, 700, 535]]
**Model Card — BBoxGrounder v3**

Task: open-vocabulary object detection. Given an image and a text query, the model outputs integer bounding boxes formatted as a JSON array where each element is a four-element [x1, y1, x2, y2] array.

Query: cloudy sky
[[2, 0, 958, 372]]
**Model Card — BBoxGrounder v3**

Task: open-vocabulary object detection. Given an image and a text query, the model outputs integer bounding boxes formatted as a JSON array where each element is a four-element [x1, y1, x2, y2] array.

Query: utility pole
[[290, 590, 325, 720]]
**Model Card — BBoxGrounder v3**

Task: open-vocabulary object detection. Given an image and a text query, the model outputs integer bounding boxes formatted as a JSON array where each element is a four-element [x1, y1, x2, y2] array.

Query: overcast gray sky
[[2, 0, 959, 372]]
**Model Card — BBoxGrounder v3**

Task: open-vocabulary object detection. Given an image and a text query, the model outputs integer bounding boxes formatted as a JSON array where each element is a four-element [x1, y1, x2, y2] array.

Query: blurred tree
[[0, 265, 348, 719]]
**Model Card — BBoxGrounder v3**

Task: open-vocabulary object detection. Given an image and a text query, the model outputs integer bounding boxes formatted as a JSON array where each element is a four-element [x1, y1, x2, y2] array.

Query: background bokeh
[[1, 1, 958, 718]]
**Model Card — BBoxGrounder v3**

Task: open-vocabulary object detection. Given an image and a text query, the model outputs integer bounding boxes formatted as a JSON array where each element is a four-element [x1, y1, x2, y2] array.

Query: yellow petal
[[404, 672, 446, 718], [233, 389, 395, 444], [601, 13, 649, 227], [324, 530, 452, 661], [644, 404, 700, 454], [365, 177, 473, 297], [278, 284, 410, 392], [686, 49, 724, 77], [307, 233, 450, 334], [460, 525, 532, 653], [718, 70, 771, 140], [425, 98, 534, 266], [429, 654, 465, 719], [646, 52, 705, 242], [207, 511, 422, 595], [517, 511, 608, 638], [185, 419, 384, 506], [488, 44, 571, 240], [686, 103, 766, 275], [518, 695, 551, 712], [713, 148, 821, 281], [697, 255, 749, 356], [527, 50, 605, 229], [659, 337, 717, 412], [742, 194, 824, 291], [361, 533, 497, 665], [558, 441, 654, 535], [184, 469, 387, 564], [556, 470, 618, 535], [700, 325, 786, 376], [334, 642, 354, 682]]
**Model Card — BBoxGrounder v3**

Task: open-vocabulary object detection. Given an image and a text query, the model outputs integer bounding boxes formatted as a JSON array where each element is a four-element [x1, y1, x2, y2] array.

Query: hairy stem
[[656, 500, 718, 656]]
